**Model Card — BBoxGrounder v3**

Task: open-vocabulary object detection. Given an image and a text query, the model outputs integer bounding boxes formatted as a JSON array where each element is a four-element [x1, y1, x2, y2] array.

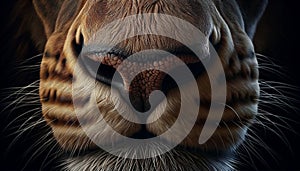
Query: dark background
[[0, 0, 299, 170], [248, 1, 300, 170], [245, 1, 300, 170]]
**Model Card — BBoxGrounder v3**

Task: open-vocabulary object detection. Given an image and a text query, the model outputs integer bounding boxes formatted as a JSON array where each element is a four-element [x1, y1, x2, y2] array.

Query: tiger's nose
[[79, 46, 203, 113], [80, 48, 175, 112]]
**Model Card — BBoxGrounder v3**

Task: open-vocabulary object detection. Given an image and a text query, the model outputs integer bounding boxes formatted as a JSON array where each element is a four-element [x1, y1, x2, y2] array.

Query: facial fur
[[3, 0, 269, 170]]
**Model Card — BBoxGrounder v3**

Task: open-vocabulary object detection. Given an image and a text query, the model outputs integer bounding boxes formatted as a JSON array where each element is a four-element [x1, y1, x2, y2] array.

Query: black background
[[248, 1, 300, 170], [0, 0, 299, 170]]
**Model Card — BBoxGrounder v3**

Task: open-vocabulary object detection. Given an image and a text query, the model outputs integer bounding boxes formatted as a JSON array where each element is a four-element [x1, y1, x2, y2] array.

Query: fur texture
[[8, 1, 300, 171]]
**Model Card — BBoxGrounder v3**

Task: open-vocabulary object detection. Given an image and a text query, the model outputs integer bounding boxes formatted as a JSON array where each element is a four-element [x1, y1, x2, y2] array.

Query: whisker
[[4, 107, 41, 131], [17, 53, 43, 65]]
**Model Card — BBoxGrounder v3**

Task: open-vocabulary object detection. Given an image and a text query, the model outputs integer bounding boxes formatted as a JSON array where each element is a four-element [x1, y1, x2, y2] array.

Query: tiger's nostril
[[79, 55, 122, 86]]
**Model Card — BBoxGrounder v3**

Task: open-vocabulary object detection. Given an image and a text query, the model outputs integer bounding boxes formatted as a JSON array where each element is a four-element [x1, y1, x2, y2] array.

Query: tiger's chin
[[54, 121, 248, 170], [63, 147, 235, 171]]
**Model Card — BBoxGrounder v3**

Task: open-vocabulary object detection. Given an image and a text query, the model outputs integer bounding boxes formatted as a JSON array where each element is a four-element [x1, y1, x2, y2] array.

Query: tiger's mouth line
[[64, 141, 234, 160]]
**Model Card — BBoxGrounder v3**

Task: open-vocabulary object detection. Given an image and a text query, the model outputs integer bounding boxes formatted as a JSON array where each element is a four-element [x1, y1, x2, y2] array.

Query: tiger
[[0, 0, 274, 170]]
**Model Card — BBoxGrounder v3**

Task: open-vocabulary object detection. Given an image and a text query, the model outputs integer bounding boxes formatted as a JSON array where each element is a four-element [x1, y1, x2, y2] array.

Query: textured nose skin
[[122, 69, 166, 113], [83, 47, 201, 112], [107, 53, 200, 113], [114, 54, 173, 113]]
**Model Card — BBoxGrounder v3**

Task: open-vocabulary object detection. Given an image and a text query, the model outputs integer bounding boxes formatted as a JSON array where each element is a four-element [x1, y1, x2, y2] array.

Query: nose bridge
[[112, 0, 184, 14], [86, 0, 205, 27], [77, 1, 210, 58]]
